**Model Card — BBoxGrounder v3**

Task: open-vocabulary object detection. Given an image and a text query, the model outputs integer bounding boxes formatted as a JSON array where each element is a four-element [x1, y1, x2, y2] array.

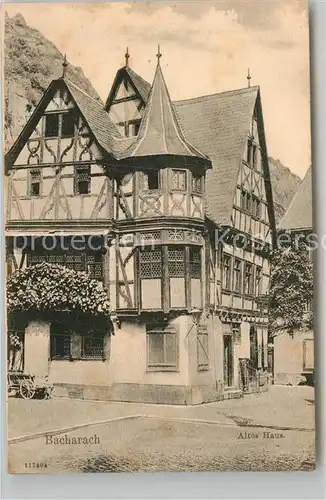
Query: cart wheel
[[19, 379, 35, 399]]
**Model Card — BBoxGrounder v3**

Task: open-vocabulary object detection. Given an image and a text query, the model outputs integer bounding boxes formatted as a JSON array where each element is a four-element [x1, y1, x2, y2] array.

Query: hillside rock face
[[4, 13, 100, 149], [4, 13, 301, 220], [268, 157, 301, 222]]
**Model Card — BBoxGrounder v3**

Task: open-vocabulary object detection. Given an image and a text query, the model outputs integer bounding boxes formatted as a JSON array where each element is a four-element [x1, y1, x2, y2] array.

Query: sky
[[5, 1, 311, 178]]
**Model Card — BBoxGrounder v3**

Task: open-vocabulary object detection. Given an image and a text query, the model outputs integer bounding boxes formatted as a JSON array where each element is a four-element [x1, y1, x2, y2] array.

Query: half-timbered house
[[5, 50, 276, 404]]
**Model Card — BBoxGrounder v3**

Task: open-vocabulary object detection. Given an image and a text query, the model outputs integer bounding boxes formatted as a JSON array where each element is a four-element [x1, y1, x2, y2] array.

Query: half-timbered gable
[[6, 78, 121, 227], [105, 59, 151, 137]]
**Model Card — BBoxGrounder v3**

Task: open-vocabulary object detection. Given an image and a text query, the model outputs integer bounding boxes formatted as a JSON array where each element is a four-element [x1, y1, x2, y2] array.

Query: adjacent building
[[5, 51, 276, 403], [274, 167, 314, 385]]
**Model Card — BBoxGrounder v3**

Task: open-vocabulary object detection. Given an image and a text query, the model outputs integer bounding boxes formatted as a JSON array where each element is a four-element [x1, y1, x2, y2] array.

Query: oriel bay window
[[146, 324, 179, 371], [139, 245, 202, 311]]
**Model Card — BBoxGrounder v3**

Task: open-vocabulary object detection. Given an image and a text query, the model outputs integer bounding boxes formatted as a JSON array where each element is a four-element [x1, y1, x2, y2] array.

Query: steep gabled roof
[[119, 62, 209, 162], [104, 66, 151, 111], [174, 86, 260, 225], [125, 67, 151, 103], [279, 167, 312, 231], [64, 78, 121, 151], [5, 78, 121, 170]]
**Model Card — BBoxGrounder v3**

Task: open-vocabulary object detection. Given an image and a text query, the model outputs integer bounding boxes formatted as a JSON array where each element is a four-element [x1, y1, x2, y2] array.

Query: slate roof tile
[[278, 167, 312, 230]]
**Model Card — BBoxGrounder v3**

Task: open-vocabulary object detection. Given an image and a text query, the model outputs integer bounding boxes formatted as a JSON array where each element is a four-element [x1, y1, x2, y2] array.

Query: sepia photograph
[[3, 0, 315, 473]]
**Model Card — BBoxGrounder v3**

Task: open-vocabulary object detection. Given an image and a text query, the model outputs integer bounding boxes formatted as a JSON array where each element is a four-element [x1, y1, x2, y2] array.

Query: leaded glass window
[[75, 166, 91, 195], [168, 247, 185, 277], [139, 248, 162, 278], [190, 247, 201, 279], [172, 169, 186, 190]]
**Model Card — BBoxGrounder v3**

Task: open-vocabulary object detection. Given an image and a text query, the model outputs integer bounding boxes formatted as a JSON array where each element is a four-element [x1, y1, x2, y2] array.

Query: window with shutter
[[146, 324, 178, 371]]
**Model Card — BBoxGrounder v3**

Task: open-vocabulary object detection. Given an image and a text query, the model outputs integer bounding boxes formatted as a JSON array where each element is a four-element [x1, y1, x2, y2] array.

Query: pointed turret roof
[[119, 55, 210, 163]]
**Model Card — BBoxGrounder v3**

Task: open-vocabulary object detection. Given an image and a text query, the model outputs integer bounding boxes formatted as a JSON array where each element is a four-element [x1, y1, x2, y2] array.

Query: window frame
[[240, 189, 251, 213], [167, 246, 185, 278], [44, 113, 60, 139], [81, 336, 105, 360], [74, 165, 91, 195], [28, 168, 42, 197], [146, 324, 179, 372], [61, 111, 77, 138], [252, 195, 261, 219], [233, 258, 242, 294], [244, 262, 254, 295], [139, 247, 163, 279], [171, 169, 187, 192], [50, 333, 71, 360], [255, 266, 262, 297], [140, 170, 161, 191], [192, 173, 203, 194], [189, 246, 202, 279], [222, 254, 232, 291]]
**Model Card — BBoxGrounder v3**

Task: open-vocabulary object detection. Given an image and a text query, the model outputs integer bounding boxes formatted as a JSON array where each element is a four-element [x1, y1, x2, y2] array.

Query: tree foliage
[[269, 240, 313, 333], [7, 262, 111, 318]]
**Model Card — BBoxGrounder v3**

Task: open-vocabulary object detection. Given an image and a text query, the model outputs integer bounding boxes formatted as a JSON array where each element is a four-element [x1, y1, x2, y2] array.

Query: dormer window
[[140, 171, 160, 190]]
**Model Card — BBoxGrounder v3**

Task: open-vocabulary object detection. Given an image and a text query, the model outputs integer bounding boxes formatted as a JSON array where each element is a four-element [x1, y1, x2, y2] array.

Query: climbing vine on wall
[[7, 262, 111, 317]]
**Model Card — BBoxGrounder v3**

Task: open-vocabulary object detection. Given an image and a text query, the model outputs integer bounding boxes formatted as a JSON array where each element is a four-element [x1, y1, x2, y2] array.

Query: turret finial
[[62, 53, 68, 78], [125, 47, 130, 68], [247, 68, 251, 88], [156, 44, 162, 65]]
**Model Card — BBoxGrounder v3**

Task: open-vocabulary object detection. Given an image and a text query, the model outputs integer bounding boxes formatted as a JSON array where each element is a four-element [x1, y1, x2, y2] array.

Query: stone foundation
[[53, 382, 242, 405]]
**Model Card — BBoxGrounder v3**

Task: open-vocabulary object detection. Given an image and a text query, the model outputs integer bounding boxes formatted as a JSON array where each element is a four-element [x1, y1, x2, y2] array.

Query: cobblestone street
[[7, 386, 315, 473]]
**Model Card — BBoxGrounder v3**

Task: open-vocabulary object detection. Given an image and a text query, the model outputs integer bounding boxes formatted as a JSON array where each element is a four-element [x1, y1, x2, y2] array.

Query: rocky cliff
[[4, 13, 302, 221], [4, 13, 100, 149]]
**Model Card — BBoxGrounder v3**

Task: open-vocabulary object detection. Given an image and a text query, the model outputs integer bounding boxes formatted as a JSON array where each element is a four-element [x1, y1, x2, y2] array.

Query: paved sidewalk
[[7, 385, 315, 440]]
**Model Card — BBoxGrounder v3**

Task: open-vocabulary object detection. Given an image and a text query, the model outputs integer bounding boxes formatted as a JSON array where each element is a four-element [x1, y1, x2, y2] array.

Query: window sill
[[146, 366, 179, 373]]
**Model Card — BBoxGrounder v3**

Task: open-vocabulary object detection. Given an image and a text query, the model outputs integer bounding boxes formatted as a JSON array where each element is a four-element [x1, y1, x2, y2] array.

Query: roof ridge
[[174, 85, 259, 106], [64, 77, 104, 107]]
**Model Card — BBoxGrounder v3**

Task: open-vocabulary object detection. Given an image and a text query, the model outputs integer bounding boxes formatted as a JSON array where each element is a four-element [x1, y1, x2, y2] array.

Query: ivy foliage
[[269, 240, 313, 333], [7, 262, 111, 317]]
